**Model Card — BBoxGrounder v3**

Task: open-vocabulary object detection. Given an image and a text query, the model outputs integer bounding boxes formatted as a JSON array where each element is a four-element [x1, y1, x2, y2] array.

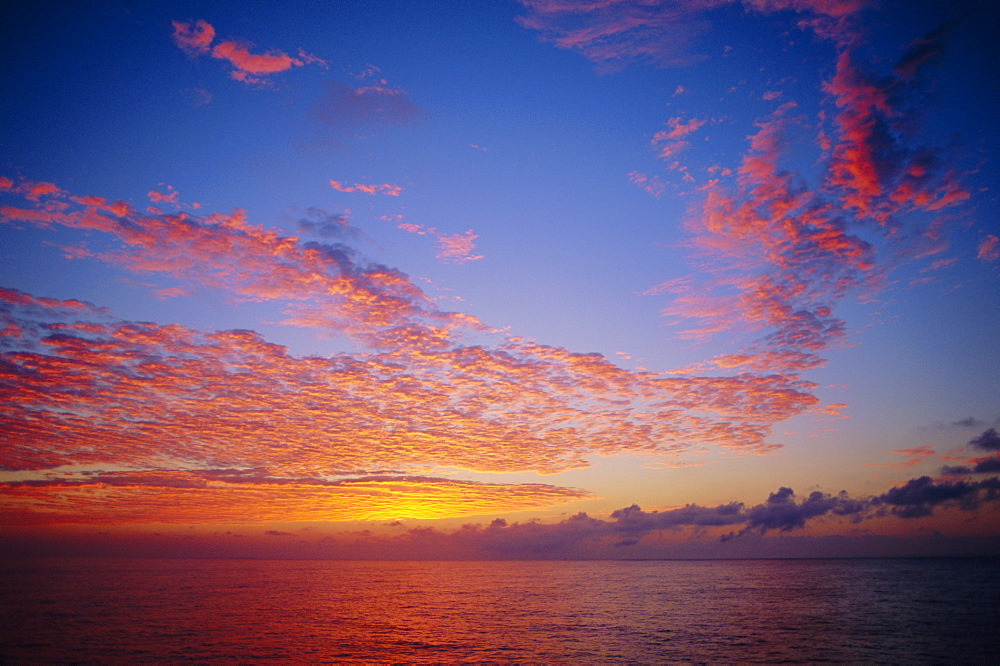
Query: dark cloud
[[892, 23, 950, 81], [609, 502, 746, 532], [969, 428, 1000, 451], [953, 417, 986, 428], [295, 208, 354, 239], [873, 476, 1000, 519], [974, 458, 1000, 474], [311, 81, 423, 130], [742, 487, 864, 533]]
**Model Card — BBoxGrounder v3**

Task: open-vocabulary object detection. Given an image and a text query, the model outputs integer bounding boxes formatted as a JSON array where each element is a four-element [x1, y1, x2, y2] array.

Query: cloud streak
[[2, 471, 589, 526], [515, 0, 868, 72]]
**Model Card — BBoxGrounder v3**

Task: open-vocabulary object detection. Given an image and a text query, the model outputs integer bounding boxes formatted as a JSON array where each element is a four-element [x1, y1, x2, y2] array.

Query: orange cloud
[[1, 472, 590, 526], [1, 274, 820, 484]]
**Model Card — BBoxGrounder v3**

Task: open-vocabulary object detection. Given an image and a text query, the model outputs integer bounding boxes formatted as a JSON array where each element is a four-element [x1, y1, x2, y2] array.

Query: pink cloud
[[652, 116, 708, 162], [211, 41, 302, 76], [823, 32, 968, 224], [977, 235, 999, 262], [171, 19, 215, 55], [627, 171, 666, 198], [436, 230, 484, 264], [330, 180, 402, 196], [0, 179, 473, 351], [515, 0, 868, 71], [0, 282, 820, 484], [172, 19, 321, 85]]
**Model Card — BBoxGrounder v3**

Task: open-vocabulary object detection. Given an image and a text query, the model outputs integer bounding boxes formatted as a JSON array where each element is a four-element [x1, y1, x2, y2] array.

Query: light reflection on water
[[2, 558, 998, 662]]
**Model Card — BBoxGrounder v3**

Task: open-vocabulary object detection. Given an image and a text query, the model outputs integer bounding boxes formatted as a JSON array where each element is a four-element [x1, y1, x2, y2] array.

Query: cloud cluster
[[643, 23, 969, 380], [0, 173, 841, 531], [0, 275, 818, 482], [0, 179, 471, 350]]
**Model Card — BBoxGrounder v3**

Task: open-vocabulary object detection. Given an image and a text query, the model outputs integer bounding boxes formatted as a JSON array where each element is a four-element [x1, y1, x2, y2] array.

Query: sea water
[[2, 557, 998, 662]]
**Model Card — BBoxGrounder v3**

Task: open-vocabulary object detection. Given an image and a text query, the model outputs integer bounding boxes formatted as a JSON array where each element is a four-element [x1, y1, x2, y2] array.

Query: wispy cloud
[[628, 171, 666, 198], [978, 235, 999, 262], [515, 0, 868, 72]]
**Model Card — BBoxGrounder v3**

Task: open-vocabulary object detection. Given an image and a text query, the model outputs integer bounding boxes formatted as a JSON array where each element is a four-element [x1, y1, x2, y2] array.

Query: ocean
[[2, 557, 998, 663]]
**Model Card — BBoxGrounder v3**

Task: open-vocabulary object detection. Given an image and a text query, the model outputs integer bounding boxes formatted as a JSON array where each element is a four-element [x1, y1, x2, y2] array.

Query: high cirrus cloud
[[515, 0, 868, 72], [171, 19, 325, 85]]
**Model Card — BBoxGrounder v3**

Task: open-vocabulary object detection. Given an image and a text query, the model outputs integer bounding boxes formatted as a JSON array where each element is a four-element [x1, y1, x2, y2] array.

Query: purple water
[[3, 557, 998, 662]]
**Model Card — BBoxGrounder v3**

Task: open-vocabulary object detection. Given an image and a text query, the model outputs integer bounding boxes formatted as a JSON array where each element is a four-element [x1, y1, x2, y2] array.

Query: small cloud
[[296, 208, 353, 239], [153, 287, 189, 299], [969, 428, 1000, 451], [977, 235, 999, 262], [183, 87, 213, 107], [312, 81, 423, 130], [435, 230, 483, 264], [627, 171, 666, 198], [330, 180, 402, 196], [762, 90, 783, 100], [172, 19, 215, 56]]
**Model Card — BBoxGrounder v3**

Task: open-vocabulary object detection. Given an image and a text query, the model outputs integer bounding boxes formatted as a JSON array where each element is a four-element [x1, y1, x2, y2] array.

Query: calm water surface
[[2, 558, 998, 662]]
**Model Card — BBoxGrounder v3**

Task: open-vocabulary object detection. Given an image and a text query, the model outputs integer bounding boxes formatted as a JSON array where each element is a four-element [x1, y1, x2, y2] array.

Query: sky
[[2, 0, 999, 559]]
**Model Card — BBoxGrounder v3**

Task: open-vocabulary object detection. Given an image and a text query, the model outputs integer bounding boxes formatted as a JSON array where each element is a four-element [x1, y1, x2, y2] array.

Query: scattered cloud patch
[[435, 230, 484, 264], [330, 180, 402, 196]]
